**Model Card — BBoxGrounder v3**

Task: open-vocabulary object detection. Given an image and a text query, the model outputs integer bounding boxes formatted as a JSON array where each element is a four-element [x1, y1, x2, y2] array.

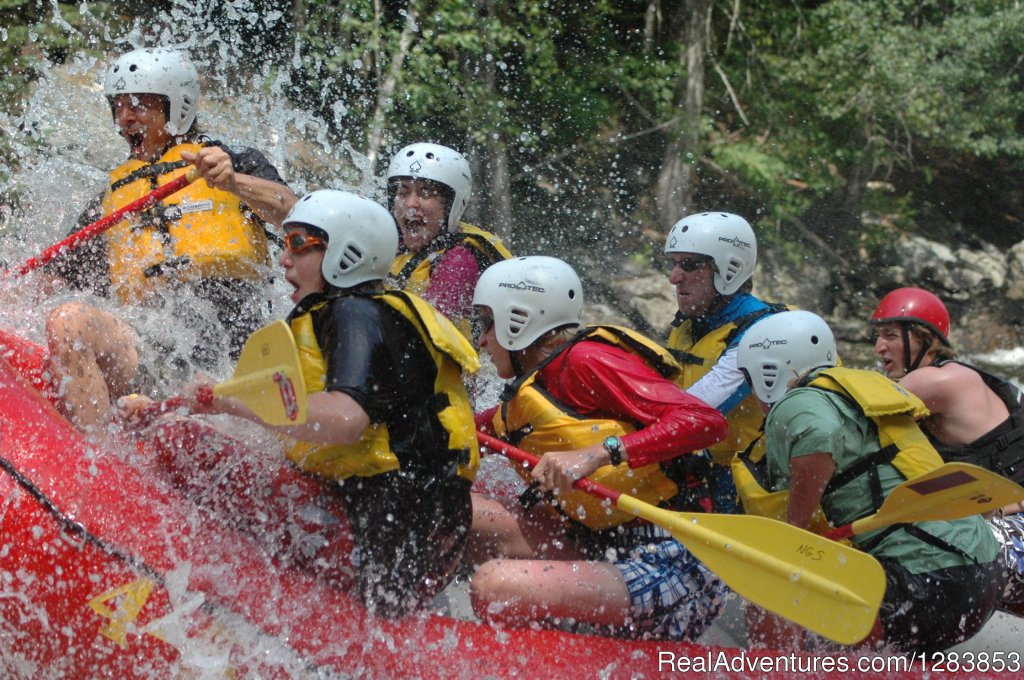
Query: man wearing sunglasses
[[663, 212, 789, 514], [130, 190, 480, 617], [42, 47, 295, 435]]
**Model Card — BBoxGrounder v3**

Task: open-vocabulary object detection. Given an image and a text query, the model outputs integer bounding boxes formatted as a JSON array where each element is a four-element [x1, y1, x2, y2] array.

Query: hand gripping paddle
[[133, 320, 306, 427]]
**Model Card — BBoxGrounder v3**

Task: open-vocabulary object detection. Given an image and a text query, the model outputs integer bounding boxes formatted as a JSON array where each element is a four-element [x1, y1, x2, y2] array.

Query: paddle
[[130, 320, 307, 427], [826, 462, 1024, 540], [476, 431, 885, 645], [12, 167, 199, 277]]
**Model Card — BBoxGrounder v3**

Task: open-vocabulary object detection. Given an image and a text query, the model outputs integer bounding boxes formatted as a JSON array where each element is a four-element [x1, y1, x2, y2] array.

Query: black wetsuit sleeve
[[317, 297, 385, 413], [313, 296, 437, 434]]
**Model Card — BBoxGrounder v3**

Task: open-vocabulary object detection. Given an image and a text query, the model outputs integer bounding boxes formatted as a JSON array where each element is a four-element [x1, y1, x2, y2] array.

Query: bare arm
[[787, 452, 836, 529], [215, 389, 370, 445], [181, 147, 297, 226], [138, 376, 372, 445]]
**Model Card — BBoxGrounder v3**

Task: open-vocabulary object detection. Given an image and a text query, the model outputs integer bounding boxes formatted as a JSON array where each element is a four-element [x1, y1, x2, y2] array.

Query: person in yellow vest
[[469, 255, 730, 640], [386, 142, 511, 337], [736, 310, 1003, 652], [43, 47, 295, 434], [125, 189, 480, 616], [663, 211, 788, 513]]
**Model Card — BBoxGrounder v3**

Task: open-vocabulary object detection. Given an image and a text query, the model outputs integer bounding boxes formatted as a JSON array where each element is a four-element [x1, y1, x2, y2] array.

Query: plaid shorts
[[990, 514, 1024, 609], [614, 527, 728, 640]]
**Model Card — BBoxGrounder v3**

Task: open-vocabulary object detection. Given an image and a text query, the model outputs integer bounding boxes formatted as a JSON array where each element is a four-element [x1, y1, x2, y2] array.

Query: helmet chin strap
[[901, 323, 931, 375], [510, 351, 525, 378]]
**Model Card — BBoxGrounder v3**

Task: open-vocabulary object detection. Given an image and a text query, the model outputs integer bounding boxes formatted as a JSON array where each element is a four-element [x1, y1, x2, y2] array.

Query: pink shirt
[[423, 245, 481, 323]]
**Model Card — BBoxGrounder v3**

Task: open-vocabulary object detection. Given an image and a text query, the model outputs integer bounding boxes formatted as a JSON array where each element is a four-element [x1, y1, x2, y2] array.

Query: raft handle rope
[[0, 448, 324, 673]]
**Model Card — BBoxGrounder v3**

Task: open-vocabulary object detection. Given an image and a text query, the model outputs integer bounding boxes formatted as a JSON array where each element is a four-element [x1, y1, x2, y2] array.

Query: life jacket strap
[[109, 159, 193, 192]]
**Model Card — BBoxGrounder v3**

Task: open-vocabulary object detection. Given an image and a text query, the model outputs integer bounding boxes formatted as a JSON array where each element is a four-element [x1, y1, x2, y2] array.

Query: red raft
[[0, 327, 977, 679]]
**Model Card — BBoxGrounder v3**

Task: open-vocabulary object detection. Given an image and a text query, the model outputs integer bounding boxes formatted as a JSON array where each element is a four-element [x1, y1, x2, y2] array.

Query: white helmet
[[282, 190, 399, 289], [103, 47, 200, 137], [472, 256, 583, 351], [387, 143, 472, 232], [737, 310, 837, 404], [664, 212, 757, 295]]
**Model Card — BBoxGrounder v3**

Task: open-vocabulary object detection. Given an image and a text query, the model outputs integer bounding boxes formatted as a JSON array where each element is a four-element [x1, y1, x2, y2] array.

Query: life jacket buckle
[[144, 256, 192, 279]]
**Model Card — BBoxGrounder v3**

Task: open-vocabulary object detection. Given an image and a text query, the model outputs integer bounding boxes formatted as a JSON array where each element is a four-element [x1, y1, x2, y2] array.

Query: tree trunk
[[643, 1, 662, 53], [655, 0, 710, 227], [363, 1, 419, 169], [475, 137, 513, 243], [464, 1, 513, 243]]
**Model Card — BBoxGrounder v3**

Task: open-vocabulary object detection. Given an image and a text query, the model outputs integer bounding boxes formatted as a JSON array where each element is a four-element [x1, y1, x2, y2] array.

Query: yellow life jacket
[[388, 223, 511, 338], [731, 367, 945, 531], [285, 290, 481, 483], [102, 142, 271, 305], [667, 304, 788, 466], [493, 326, 682, 531]]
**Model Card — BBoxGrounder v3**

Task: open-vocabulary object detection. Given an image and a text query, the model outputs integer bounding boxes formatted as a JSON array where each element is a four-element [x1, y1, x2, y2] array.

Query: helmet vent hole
[[810, 335, 819, 345], [722, 256, 743, 282], [426, 152, 435, 159], [508, 307, 529, 336], [568, 289, 576, 300], [761, 363, 780, 389], [337, 244, 364, 271], [128, 65, 138, 72]]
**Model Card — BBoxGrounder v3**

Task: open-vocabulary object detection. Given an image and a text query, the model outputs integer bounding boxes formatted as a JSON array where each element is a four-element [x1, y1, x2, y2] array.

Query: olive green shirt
[[765, 373, 999, 574]]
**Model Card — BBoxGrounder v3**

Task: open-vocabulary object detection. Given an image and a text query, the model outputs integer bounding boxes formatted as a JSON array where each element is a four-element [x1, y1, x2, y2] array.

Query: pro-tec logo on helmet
[[747, 336, 788, 350], [667, 235, 678, 249], [113, 77, 127, 91], [718, 235, 752, 249], [409, 160, 423, 174], [499, 281, 545, 293]]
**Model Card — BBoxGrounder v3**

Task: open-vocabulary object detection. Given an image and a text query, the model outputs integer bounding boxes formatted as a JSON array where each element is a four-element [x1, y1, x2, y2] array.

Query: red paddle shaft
[[13, 168, 198, 277]]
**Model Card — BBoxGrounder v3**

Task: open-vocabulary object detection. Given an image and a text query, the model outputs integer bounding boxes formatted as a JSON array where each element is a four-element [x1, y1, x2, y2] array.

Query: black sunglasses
[[671, 256, 712, 272], [475, 310, 494, 332]]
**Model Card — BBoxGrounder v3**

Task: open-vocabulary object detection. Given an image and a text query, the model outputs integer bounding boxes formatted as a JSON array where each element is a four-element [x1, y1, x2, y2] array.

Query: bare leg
[[470, 558, 631, 627], [46, 302, 139, 433], [466, 492, 585, 565]]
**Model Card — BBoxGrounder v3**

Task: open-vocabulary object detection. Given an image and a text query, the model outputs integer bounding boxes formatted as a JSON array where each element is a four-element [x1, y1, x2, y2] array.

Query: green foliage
[[790, 0, 1024, 161], [0, 0, 124, 221], [681, 0, 1024, 253], [5, 0, 1024, 265], [0, 1, 120, 113]]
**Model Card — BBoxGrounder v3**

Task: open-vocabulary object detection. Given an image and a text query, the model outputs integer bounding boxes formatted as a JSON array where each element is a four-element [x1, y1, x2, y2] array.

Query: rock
[[575, 228, 1024, 361]]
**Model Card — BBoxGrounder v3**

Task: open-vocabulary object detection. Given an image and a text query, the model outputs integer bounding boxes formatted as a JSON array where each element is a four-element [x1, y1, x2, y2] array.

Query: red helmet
[[871, 287, 951, 345]]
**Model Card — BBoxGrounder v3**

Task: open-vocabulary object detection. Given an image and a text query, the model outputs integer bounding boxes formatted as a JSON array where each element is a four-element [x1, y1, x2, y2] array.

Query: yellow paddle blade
[[616, 495, 885, 645], [850, 462, 1024, 535], [213, 320, 307, 426]]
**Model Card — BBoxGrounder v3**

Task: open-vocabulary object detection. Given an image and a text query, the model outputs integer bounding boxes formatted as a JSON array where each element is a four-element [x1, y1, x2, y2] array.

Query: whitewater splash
[[0, 4, 386, 675]]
